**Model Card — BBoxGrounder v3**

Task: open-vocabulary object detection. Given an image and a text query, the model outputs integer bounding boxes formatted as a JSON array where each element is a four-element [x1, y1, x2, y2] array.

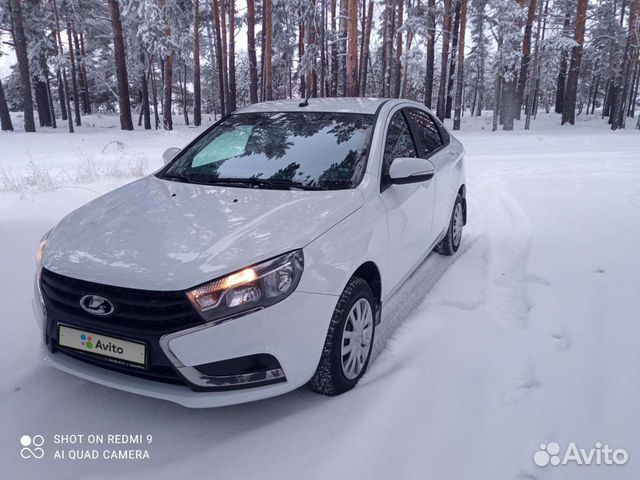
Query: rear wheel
[[436, 194, 464, 256], [309, 277, 376, 396]]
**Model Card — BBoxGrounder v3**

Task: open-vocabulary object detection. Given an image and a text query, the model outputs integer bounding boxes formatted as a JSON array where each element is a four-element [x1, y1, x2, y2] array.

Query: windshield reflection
[[160, 112, 375, 190]]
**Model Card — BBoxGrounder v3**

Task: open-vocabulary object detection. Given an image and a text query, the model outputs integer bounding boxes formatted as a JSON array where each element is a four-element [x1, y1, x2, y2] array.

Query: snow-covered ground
[[1, 111, 639, 479]]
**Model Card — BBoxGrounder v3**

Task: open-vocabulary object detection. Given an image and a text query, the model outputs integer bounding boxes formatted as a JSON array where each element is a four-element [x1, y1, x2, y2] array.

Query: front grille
[[41, 268, 204, 387], [41, 268, 201, 334]]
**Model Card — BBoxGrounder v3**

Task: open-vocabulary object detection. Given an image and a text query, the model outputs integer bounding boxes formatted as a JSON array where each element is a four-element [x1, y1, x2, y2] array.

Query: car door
[[379, 109, 436, 292], [405, 108, 454, 240]]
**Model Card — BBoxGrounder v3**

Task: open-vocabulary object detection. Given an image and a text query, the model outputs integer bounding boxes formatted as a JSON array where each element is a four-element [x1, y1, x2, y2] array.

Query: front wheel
[[309, 277, 376, 396], [436, 194, 464, 256]]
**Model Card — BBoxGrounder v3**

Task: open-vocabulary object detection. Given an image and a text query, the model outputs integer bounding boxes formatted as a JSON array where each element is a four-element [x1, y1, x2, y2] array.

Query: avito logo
[[534, 441, 628, 467], [80, 334, 125, 355]]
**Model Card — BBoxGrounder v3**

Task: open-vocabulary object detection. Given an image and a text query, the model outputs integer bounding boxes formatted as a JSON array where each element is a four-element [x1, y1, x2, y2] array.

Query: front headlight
[[35, 229, 52, 300], [186, 250, 304, 322]]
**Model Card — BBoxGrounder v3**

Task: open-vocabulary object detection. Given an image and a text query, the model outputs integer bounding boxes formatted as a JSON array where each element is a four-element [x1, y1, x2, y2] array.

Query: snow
[[1, 112, 639, 479]]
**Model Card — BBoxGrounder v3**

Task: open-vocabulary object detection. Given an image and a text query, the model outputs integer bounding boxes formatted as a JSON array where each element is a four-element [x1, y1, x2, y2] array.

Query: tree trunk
[[561, 0, 588, 125], [52, 1, 73, 132], [259, 2, 266, 100], [299, 21, 306, 98], [150, 56, 160, 129], [492, 62, 502, 131], [453, 0, 467, 130], [346, 0, 359, 95], [320, 1, 327, 97], [79, 32, 91, 114], [64, 3, 81, 127], [392, 0, 403, 98], [179, 65, 189, 125], [554, 8, 571, 114], [436, 0, 452, 120], [516, 0, 537, 120], [502, 78, 516, 130], [34, 78, 51, 127], [220, 0, 230, 108], [45, 70, 57, 128], [163, 53, 174, 130], [0, 78, 13, 131], [212, 0, 226, 114], [611, 0, 639, 129], [228, 0, 237, 111], [264, 0, 274, 100], [305, 13, 318, 97], [107, 0, 133, 130], [247, 0, 259, 103], [161, 8, 174, 130], [424, 0, 435, 107], [590, 75, 600, 114], [525, 0, 544, 129], [330, 0, 338, 96], [73, 31, 87, 116], [629, 62, 640, 117], [360, 0, 374, 96], [140, 53, 151, 130], [357, 0, 366, 95], [9, 0, 36, 132], [445, 0, 461, 117], [193, 0, 202, 126], [57, 72, 67, 121], [339, 0, 348, 95]]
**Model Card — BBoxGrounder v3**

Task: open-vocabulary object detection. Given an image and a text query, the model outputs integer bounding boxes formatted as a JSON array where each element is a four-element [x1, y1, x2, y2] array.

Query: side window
[[382, 111, 417, 180], [406, 109, 443, 156]]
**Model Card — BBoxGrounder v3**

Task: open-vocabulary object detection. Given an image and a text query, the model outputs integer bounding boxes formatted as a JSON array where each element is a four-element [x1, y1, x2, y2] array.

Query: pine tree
[[108, 0, 133, 130], [52, 0, 73, 132], [228, 0, 237, 111], [264, 0, 274, 100], [424, 0, 436, 107], [436, 0, 453, 120], [453, 0, 468, 130], [247, 0, 259, 103], [346, 0, 359, 95], [611, 0, 640, 129], [0, 77, 13, 131], [561, 0, 588, 125], [9, 0, 36, 132], [193, 0, 202, 125]]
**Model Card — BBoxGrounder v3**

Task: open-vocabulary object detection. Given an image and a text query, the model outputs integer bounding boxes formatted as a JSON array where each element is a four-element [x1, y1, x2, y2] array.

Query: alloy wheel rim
[[452, 203, 463, 247], [341, 298, 374, 380]]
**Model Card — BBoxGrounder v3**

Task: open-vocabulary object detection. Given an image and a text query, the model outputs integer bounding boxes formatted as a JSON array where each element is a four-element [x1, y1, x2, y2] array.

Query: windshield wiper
[[207, 177, 327, 191], [161, 172, 201, 184]]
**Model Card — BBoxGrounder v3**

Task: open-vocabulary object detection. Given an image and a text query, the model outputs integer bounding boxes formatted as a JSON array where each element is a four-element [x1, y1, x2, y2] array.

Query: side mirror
[[388, 157, 435, 184], [162, 147, 181, 164]]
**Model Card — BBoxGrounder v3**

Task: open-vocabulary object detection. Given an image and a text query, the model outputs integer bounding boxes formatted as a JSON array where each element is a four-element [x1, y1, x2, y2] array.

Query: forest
[[0, 0, 639, 134]]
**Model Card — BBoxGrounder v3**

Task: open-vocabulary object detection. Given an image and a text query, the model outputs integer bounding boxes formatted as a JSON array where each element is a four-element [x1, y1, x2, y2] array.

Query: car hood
[[44, 176, 363, 290]]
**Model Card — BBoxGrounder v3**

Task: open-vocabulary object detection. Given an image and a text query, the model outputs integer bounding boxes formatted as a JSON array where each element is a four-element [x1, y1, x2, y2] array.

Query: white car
[[34, 98, 466, 408]]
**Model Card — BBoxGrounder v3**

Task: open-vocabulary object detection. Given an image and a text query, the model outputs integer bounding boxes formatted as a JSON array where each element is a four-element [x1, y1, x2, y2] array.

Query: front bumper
[[36, 285, 338, 407]]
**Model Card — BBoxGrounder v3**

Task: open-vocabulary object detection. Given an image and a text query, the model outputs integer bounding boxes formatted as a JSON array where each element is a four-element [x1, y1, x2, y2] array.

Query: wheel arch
[[457, 184, 467, 225], [352, 261, 382, 324]]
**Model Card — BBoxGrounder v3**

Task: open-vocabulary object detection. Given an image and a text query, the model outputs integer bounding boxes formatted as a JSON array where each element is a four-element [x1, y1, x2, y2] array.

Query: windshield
[[159, 112, 375, 190]]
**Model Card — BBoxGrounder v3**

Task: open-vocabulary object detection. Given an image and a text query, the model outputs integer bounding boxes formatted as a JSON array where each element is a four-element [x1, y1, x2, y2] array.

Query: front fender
[[297, 195, 388, 298]]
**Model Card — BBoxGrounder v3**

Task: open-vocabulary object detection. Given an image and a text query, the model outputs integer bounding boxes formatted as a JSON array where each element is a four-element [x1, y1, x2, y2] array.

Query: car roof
[[235, 97, 402, 115]]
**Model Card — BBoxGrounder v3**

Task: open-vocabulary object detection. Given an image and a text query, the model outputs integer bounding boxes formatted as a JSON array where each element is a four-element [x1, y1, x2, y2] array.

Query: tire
[[309, 277, 376, 396], [436, 194, 464, 256]]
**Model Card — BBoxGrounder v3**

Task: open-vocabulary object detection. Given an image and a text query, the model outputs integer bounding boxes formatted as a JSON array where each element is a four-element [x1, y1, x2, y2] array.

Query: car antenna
[[299, 92, 313, 107]]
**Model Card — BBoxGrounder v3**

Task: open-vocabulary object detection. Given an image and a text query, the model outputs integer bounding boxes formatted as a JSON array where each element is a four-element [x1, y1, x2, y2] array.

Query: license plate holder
[[57, 324, 147, 368]]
